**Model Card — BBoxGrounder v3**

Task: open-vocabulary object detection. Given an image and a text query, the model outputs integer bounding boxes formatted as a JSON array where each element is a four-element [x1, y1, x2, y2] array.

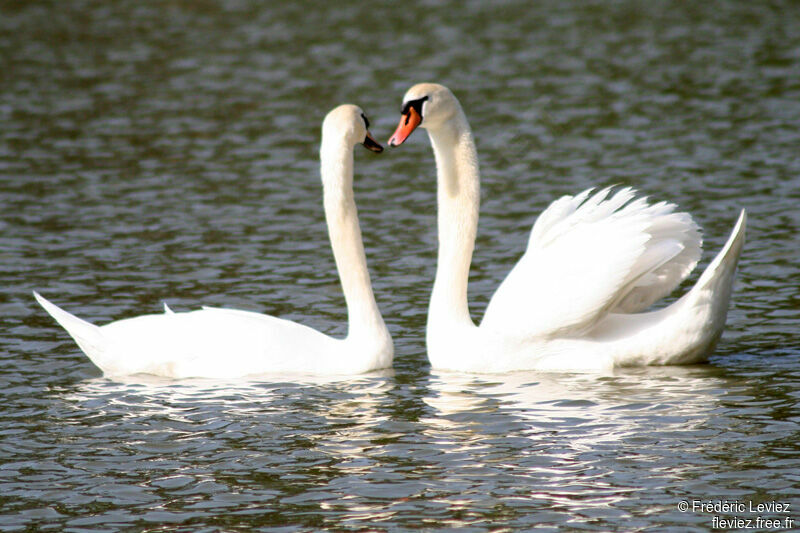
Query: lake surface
[[2, 0, 799, 530]]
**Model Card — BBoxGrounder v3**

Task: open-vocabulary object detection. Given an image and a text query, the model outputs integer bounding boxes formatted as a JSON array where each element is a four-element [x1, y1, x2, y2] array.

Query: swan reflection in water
[[52, 365, 773, 527], [423, 367, 723, 437], [53, 370, 399, 519], [57, 370, 397, 457], [421, 367, 729, 510]]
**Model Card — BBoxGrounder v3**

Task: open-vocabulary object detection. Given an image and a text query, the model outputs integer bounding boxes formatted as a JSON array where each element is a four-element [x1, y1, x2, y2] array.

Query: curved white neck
[[426, 110, 481, 332], [320, 139, 387, 341]]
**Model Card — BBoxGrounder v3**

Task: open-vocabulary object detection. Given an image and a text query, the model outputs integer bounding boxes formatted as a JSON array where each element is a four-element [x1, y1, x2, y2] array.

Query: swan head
[[388, 83, 460, 146], [323, 104, 383, 153]]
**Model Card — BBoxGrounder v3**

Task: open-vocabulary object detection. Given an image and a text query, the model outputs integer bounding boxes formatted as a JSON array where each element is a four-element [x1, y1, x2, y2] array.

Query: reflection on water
[[2, 0, 799, 529], [12, 366, 787, 530], [1, 358, 798, 529], [423, 370, 726, 518]]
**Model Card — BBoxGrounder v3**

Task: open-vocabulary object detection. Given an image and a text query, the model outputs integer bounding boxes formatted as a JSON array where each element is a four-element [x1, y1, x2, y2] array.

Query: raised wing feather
[[480, 187, 701, 339]]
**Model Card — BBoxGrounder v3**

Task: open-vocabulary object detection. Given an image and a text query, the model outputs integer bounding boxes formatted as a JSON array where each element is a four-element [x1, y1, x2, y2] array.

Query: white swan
[[35, 104, 393, 378], [388, 83, 746, 373]]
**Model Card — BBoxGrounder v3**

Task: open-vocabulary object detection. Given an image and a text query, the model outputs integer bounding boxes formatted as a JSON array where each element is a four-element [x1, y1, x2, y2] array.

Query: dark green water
[[1, 0, 798, 530]]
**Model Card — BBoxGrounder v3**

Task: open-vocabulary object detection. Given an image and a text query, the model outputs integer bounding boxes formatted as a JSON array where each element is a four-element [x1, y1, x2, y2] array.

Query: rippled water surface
[[2, 0, 799, 530]]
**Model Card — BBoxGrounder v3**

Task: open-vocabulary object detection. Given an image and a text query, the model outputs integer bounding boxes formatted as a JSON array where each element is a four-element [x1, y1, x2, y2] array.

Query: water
[[1, 0, 799, 530]]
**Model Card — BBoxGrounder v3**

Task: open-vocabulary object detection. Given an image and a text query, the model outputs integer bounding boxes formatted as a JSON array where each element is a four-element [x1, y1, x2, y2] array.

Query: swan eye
[[360, 113, 370, 130], [401, 96, 429, 118]]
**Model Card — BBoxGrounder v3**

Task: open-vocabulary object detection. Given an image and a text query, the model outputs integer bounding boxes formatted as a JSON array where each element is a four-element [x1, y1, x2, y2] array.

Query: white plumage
[[389, 82, 745, 372], [35, 105, 393, 378], [482, 186, 701, 337]]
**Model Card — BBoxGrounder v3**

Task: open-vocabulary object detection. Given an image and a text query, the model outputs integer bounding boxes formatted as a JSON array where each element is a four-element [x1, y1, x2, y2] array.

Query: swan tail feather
[[33, 291, 108, 369], [683, 209, 746, 315], [663, 209, 746, 364], [693, 209, 745, 295]]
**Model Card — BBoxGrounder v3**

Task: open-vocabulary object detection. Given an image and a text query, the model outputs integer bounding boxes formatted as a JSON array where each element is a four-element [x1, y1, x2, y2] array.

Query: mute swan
[[388, 83, 746, 373], [35, 104, 393, 378]]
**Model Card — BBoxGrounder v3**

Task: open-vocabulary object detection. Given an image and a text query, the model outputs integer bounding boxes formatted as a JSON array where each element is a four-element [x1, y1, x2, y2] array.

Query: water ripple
[[1, 0, 799, 529]]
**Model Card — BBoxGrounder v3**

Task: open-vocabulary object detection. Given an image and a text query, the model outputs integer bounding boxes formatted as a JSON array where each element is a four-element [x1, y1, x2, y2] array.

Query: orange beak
[[388, 107, 422, 147]]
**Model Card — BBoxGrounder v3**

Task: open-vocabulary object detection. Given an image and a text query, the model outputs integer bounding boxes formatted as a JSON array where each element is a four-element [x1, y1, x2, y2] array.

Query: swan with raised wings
[[35, 105, 393, 378], [388, 83, 746, 372]]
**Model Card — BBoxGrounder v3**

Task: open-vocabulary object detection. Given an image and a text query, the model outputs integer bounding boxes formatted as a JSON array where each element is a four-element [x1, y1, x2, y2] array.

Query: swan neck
[[320, 139, 387, 342], [427, 111, 480, 331]]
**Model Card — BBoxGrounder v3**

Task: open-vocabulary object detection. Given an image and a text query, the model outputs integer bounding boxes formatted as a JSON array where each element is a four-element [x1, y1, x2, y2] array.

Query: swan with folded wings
[[35, 104, 393, 378]]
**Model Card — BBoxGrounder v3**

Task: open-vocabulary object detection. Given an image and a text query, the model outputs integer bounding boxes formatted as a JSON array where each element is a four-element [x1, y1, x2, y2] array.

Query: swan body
[[35, 105, 393, 378], [389, 83, 745, 373]]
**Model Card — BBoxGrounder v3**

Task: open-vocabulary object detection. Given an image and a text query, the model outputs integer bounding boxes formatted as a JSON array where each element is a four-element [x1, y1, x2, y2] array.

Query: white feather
[[34, 105, 393, 379], [481, 187, 701, 338], [400, 82, 746, 372]]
